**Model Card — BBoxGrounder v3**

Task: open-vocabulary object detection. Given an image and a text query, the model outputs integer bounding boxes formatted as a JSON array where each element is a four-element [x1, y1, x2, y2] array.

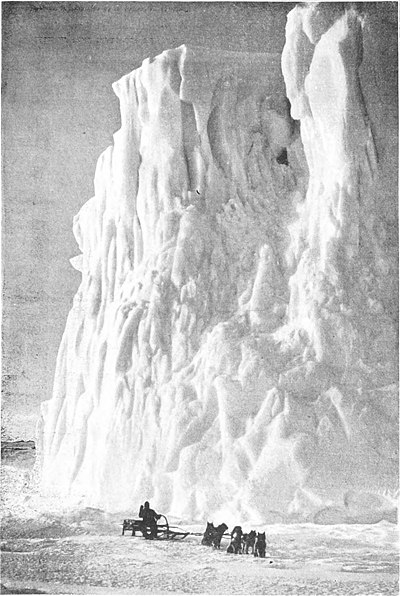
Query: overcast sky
[[2, 1, 298, 438]]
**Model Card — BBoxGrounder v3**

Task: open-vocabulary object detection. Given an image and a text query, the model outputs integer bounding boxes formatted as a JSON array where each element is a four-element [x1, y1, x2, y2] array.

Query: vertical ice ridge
[[282, 6, 391, 370]]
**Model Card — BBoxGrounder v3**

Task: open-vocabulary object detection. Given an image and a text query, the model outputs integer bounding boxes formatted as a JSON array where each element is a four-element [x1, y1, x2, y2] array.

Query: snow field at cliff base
[[1, 462, 399, 595]]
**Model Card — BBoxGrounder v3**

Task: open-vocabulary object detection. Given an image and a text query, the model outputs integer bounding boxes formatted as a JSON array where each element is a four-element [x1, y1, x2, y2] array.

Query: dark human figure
[[139, 501, 161, 539]]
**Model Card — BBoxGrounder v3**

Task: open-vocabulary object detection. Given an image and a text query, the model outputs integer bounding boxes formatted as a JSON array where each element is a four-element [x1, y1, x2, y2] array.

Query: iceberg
[[39, 4, 398, 524]]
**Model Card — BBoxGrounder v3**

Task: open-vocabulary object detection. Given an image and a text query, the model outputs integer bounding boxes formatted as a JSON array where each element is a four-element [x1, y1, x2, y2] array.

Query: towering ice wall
[[39, 4, 398, 523]]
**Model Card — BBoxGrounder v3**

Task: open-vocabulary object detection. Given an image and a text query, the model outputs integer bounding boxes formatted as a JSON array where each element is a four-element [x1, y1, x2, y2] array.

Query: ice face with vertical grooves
[[39, 5, 398, 525]]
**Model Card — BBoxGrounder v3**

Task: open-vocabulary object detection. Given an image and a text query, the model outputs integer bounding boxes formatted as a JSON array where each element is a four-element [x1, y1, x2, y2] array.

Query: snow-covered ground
[[1, 461, 398, 595]]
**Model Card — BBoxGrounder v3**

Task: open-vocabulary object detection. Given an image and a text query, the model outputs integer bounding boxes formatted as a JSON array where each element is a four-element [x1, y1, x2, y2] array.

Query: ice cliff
[[39, 4, 398, 524]]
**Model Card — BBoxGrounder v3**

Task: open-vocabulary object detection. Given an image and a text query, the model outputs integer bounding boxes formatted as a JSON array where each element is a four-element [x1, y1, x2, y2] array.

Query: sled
[[122, 514, 190, 540]]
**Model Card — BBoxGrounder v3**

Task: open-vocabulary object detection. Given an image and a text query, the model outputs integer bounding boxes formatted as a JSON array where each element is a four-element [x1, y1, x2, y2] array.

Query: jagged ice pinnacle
[[39, 5, 398, 524]]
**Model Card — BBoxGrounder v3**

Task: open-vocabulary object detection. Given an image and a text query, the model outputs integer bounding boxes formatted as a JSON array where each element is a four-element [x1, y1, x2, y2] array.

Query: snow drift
[[39, 4, 398, 524]]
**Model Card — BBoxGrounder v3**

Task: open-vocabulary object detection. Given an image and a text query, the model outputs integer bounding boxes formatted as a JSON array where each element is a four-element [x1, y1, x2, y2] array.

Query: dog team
[[201, 522, 267, 557]]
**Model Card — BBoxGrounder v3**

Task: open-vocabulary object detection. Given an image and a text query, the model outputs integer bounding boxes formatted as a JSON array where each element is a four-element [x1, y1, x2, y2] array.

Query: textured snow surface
[[2, 521, 398, 595], [39, 5, 398, 523]]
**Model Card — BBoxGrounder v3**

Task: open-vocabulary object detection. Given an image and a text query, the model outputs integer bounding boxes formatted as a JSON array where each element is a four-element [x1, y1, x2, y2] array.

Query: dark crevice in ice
[[276, 148, 289, 166]]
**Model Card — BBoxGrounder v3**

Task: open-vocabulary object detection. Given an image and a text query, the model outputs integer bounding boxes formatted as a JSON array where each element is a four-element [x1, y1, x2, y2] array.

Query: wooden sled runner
[[122, 514, 190, 540]]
